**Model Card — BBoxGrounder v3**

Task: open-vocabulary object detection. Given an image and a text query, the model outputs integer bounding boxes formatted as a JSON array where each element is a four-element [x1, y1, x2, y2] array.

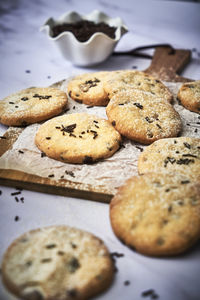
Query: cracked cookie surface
[[0, 87, 68, 126], [177, 80, 200, 113], [1, 225, 114, 300], [110, 173, 200, 256], [106, 89, 182, 144], [138, 137, 200, 180], [35, 113, 121, 164], [67, 72, 110, 106]]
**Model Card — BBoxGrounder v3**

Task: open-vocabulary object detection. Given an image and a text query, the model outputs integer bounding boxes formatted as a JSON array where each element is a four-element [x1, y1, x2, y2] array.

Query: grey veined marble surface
[[0, 1, 200, 300]]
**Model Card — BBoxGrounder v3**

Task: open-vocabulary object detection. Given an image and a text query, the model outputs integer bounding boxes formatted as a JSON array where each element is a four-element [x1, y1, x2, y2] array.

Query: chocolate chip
[[112, 120, 116, 126], [66, 289, 77, 298], [45, 244, 57, 249], [23, 290, 44, 300], [83, 156, 94, 164], [67, 257, 80, 273]]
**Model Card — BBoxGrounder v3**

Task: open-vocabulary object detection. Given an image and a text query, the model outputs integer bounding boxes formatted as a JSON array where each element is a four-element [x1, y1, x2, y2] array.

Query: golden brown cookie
[[35, 113, 121, 164], [0, 87, 68, 126], [67, 72, 110, 106], [138, 137, 200, 180], [177, 80, 200, 113], [1, 225, 114, 300], [103, 70, 173, 103], [110, 173, 200, 257], [106, 89, 182, 144]]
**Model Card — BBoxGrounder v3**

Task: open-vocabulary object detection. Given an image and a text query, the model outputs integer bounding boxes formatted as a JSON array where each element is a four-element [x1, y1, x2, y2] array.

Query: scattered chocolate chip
[[21, 97, 29, 101], [75, 99, 83, 104], [133, 102, 143, 109], [112, 120, 116, 126], [48, 174, 54, 178], [25, 70, 31, 73], [0, 136, 7, 139], [141, 289, 155, 297], [25, 261, 32, 267], [66, 289, 77, 298], [181, 180, 190, 184], [11, 191, 21, 196], [71, 243, 77, 249], [86, 105, 94, 108], [176, 158, 195, 165], [183, 142, 191, 149], [145, 116, 153, 123], [23, 290, 44, 300], [18, 150, 24, 154], [110, 252, 124, 258], [124, 280, 130, 286], [67, 257, 80, 273], [132, 65, 138, 69], [9, 101, 14, 104], [65, 170, 75, 177], [41, 152, 46, 157], [136, 146, 143, 152], [41, 258, 52, 263], [83, 156, 94, 164], [61, 123, 76, 133], [20, 197, 24, 203], [15, 216, 20, 221], [168, 205, 172, 212], [46, 244, 57, 249], [57, 251, 65, 256]]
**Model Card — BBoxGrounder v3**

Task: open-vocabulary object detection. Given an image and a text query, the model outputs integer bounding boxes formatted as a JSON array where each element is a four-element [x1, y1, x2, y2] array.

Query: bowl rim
[[40, 9, 128, 44]]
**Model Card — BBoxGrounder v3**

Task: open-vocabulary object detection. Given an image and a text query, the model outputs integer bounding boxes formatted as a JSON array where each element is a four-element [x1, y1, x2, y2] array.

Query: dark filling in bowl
[[51, 20, 117, 42]]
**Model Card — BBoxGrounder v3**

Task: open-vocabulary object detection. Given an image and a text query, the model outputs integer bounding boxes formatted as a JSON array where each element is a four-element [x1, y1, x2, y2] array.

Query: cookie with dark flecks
[[106, 89, 182, 144], [103, 70, 173, 103], [177, 80, 200, 113], [35, 113, 121, 164], [110, 173, 200, 257], [0, 87, 68, 126], [1, 225, 114, 300], [138, 137, 200, 180], [67, 72, 110, 106]]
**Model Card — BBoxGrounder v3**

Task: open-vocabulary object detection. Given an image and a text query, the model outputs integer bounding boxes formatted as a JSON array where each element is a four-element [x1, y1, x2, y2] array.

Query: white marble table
[[0, 1, 200, 299]]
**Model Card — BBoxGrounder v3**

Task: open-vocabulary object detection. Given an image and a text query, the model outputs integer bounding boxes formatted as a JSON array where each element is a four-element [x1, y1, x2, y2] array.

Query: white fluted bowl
[[40, 10, 128, 67]]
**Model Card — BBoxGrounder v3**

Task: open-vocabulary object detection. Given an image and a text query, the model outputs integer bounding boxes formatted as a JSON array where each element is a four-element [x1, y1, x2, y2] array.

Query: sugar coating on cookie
[[103, 70, 173, 103], [106, 89, 182, 144], [110, 173, 200, 257], [1, 225, 114, 300], [35, 113, 121, 164], [138, 137, 200, 180], [177, 80, 200, 113], [0, 87, 68, 126], [67, 72, 110, 106]]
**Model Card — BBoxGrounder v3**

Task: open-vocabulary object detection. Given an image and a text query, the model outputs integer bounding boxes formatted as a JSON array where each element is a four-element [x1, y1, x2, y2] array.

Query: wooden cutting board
[[0, 47, 192, 203]]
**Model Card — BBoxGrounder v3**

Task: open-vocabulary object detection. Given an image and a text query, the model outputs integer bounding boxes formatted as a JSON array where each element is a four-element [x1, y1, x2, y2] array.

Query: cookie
[[177, 80, 200, 113], [138, 137, 200, 180], [106, 89, 182, 144], [67, 72, 110, 106], [35, 113, 121, 164], [103, 70, 173, 103], [1, 225, 114, 300], [110, 173, 200, 256], [0, 87, 68, 126]]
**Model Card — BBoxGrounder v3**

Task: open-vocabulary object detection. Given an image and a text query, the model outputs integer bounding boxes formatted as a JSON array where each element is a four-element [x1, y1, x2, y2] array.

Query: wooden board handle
[[145, 47, 191, 82]]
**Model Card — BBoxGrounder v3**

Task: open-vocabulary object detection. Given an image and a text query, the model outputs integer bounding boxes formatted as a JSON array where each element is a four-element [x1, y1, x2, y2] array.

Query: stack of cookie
[[0, 70, 200, 299]]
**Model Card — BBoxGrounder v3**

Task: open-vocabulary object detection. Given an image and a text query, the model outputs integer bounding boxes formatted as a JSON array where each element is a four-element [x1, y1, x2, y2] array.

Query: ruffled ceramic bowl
[[40, 10, 128, 67]]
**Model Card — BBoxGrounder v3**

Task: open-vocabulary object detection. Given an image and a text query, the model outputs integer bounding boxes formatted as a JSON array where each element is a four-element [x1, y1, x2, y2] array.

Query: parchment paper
[[0, 81, 199, 195]]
